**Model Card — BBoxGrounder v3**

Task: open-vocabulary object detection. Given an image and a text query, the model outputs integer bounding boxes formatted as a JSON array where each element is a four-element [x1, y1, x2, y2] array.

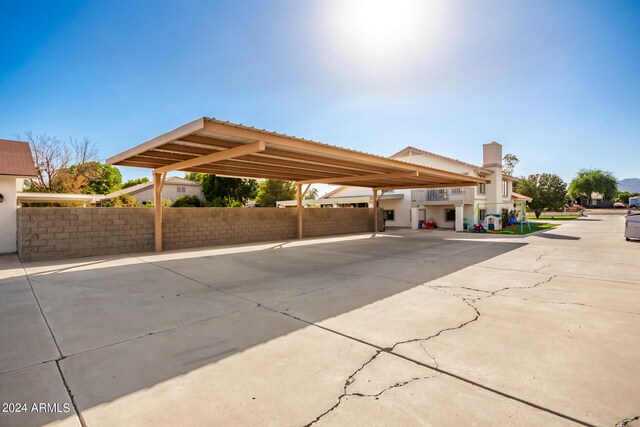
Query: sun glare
[[322, 0, 444, 71]]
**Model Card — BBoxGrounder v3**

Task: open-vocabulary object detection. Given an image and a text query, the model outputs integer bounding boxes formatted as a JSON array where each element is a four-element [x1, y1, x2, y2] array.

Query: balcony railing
[[411, 188, 472, 204]]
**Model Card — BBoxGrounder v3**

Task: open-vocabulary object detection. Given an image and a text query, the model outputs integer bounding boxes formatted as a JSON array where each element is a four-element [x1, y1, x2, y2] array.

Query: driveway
[[1, 215, 638, 426]]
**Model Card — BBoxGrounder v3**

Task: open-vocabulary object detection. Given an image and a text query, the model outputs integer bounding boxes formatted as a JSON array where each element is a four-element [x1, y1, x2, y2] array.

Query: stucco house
[[0, 139, 37, 253], [279, 142, 531, 231], [100, 176, 204, 205]]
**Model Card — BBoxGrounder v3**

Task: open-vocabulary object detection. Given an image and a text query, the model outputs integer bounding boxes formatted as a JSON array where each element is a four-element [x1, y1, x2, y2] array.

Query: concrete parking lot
[[1, 214, 638, 426]]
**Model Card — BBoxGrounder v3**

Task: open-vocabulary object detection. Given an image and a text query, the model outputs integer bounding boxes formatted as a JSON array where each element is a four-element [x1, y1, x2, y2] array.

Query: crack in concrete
[[616, 415, 640, 427], [391, 297, 481, 351], [533, 250, 552, 273], [303, 348, 437, 426], [350, 374, 438, 399], [419, 341, 439, 369], [98, 251, 595, 427], [302, 273, 560, 426]]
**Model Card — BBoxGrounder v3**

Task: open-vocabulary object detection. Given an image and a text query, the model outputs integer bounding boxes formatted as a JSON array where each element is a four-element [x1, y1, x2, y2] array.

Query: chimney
[[483, 141, 503, 169]]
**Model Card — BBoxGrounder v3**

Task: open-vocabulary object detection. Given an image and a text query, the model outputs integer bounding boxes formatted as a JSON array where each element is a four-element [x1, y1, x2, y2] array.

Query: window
[[478, 183, 486, 195], [502, 180, 508, 197], [177, 186, 186, 193], [383, 210, 395, 221], [445, 209, 456, 222], [479, 209, 486, 221]]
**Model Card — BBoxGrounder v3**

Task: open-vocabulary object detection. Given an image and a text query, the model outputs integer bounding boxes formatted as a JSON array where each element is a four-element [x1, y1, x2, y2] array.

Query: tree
[[185, 173, 257, 206], [70, 137, 99, 164], [52, 162, 121, 195], [568, 169, 618, 205], [22, 132, 106, 193], [502, 154, 519, 176], [122, 177, 150, 189], [23, 132, 71, 192], [305, 187, 319, 200], [517, 173, 567, 218], [73, 162, 122, 194], [616, 191, 640, 204], [103, 194, 140, 207], [255, 180, 296, 207], [172, 195, 203, 207]]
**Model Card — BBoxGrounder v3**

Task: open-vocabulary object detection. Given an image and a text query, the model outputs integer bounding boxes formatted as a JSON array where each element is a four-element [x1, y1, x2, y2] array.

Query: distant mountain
[[618, 178, 640, 193]]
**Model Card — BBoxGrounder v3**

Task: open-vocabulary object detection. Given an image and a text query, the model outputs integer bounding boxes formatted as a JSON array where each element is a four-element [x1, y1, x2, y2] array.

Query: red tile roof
[[0, 139, 37, 177], [511, 192, 532, 201]]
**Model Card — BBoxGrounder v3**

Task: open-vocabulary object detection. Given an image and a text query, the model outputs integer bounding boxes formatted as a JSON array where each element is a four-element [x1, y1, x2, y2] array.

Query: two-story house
[[278, 142, 529, 231]]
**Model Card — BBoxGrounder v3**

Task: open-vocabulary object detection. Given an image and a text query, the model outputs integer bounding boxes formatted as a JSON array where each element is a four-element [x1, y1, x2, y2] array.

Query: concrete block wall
[[162, 208, 298, 250], [303, 208, 382, 237], [17, 207, 382, 261], [18, 208, 155, 262]]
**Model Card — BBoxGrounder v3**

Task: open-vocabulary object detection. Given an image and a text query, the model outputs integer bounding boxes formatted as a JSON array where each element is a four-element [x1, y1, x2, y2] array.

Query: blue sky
[[1, 0, 639, 189]]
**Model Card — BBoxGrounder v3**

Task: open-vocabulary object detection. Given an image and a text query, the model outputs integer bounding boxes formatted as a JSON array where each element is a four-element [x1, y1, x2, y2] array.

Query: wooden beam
[[153, 172, 166, 252], [297, 184, 303, 239], [176, 136, 396, 174], [373, 189, 378, 233], [297, 171, 418, 185], [193, 164, 339, 181], [373, 181, 483, 191], [153, 144, 383, 178], [153, 140, 266, 174], [107, 118, 204, 165]]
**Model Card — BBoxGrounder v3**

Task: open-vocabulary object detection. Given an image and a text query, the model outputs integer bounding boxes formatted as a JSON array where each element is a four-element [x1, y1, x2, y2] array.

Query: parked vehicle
[[625, 212, 640, 241], [613, 202, 626, 209], [630, 196, 640, 209]]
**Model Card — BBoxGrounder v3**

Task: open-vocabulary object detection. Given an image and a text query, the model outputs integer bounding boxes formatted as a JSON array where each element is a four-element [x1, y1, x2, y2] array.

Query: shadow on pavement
[[1, 232, 526, 422], [535, 233, 581, 240]]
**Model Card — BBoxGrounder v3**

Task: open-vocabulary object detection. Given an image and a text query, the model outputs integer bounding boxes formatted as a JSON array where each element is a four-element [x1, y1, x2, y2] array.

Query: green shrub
[[172, 195, 203, 207], [103, 194, 140, 207], [144, 199, 172, 208], [205, 197, 244, 207]]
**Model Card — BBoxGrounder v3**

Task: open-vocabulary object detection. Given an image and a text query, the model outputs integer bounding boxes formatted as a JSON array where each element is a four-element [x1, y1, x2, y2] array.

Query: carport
[[107, 117, 488, 251]]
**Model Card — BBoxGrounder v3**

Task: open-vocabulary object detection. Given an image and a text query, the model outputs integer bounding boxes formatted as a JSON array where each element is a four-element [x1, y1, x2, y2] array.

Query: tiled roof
[[511, 192, 532, 201], [391, 146, 492, 174], [0, 139, 37, 177]]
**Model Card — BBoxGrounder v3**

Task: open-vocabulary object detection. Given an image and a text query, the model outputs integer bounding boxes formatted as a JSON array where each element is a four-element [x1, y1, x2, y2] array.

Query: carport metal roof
[[107, 118, 487, 190], [106, 117, 489, 251]]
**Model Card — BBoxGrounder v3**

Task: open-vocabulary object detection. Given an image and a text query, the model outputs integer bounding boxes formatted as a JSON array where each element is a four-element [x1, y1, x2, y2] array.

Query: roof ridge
[[103, 175, 200, 198], [390, 146, 491, 172]]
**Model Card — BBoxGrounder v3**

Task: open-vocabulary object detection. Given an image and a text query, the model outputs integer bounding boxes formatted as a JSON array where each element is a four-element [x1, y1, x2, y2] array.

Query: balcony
[[411, 188, 474, 205]]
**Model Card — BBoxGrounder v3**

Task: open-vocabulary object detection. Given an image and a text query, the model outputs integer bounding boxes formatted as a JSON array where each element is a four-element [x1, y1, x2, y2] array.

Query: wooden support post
[[373, 189, 378, 233], [297, 183, 303, 239], [153, 172, 166, 252]]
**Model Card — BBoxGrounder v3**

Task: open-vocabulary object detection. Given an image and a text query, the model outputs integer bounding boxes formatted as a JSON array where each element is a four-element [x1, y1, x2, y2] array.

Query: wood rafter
[[297, 171, 419, 185], [153, 140, 265, 174], [374, 181, 483, 191]]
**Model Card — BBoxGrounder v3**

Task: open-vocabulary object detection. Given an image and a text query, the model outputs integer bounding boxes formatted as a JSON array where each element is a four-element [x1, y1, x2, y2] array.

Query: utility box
[[625, 212, 640, 241], [485, 214, 502, 231]]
